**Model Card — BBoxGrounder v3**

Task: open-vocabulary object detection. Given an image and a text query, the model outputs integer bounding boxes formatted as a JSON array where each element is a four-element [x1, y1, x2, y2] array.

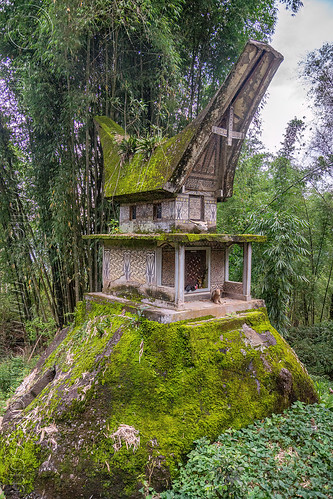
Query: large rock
[[0, 301, 317, 498]]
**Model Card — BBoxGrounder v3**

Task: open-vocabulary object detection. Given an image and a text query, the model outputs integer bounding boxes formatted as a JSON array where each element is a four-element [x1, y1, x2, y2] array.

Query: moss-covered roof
[[96, 41, 283, 202], [82, 233, 266, 243], [95, 116, 197, 200]]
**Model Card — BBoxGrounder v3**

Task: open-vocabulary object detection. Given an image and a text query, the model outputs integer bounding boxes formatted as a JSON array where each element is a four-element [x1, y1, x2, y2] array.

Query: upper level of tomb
[[95, 40, 283, 212]]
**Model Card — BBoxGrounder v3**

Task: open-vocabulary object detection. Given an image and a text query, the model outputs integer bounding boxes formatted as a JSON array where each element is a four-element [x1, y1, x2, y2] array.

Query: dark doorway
[[185, 249, 208, 291]]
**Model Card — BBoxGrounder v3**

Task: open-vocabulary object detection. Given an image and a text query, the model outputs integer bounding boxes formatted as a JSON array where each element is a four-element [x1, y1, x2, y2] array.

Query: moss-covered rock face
[[0, 302, 317, 498]]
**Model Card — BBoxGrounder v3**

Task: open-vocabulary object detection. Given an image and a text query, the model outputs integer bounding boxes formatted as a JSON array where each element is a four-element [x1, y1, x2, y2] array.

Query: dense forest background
[[0, 0, 332, 371]]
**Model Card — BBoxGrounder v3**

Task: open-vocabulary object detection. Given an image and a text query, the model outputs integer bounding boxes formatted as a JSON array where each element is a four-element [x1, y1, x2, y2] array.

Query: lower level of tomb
[[83, 233, 266, 317]]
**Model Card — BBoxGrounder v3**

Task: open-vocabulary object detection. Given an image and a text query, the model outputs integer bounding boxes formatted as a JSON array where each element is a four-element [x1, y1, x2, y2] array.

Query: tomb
[[85, 40, 283, 322]]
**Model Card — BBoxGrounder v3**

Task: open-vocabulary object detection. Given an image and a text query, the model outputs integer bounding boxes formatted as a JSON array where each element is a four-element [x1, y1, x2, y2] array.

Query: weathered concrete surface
[[85, 292, 265, 323]]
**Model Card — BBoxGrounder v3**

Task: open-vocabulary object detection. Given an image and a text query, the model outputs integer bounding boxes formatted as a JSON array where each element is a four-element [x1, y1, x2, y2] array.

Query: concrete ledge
[[82, 233, 266, 243], [85, 292, 265, 324]]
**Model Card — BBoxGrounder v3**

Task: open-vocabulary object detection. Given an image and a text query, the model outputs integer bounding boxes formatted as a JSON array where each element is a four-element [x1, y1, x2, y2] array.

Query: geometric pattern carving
[[161, 248, 175, 287], [161, 200, 174, 220], [210, 249, 224, 290], [104, 248, 151, 286], [185, 176, 217, 191], [204, 200, 217, 224], [123, 252, 131, 281], [175, 198, 188, 221], [224, 281, 243, 294], [210, 203, 216, 222], [106, 248, 124, 282], [146, 252, 156, 285], [189, 195, 203, 221], [185, 249, 208, 289], [103, 250, 111, 282], [119, 205, 130, 223], [128, 250, 148, 284]]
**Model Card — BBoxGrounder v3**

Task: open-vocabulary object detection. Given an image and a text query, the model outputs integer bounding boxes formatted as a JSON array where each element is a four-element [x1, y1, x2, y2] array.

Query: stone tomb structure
[[99, 233, 264, 307], [86, 41, 283, 320]]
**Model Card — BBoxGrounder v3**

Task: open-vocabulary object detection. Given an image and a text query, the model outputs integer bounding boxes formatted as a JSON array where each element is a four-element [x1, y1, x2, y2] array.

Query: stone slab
[[85, 292, 265, 324]]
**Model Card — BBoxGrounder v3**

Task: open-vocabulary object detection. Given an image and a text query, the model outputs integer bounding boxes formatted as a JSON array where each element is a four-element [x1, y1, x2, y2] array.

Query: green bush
[[313, 376, 333, 409], [0, 356, 36, 415], [145, 402, 333, 498], [25, 316, 56, 343], [286, 322, 333, 379]]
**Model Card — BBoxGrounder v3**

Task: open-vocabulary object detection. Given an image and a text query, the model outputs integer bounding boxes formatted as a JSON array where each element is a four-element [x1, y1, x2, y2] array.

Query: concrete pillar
[[175, 244, 185, 308], [156, 247, 162, 286], [242, 242, 252, 299], [225, 246, 230, 282]]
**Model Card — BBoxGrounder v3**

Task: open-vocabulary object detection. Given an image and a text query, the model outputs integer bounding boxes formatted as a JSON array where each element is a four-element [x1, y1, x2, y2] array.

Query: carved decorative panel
[[161, 248, 175, 286], [204, 200, 216, 223], [211, 250, 224, 290], [123, 252, 131, 281], [189, 195, 203, 221], [129, 250, 147, 284], [185, 176, 217, 191], [146, 252, 156, 285], [105, 249, 125, 282], [185, 249, 208, 289], [119, 205, 130, 223], [175, 197, 188, 221], [224, 281, 243, 294], [103, 250, 111, 282]]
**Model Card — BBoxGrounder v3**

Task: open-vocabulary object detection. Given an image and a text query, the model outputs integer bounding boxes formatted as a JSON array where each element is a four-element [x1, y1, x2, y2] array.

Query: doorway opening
[[184, 248, 210, 292]]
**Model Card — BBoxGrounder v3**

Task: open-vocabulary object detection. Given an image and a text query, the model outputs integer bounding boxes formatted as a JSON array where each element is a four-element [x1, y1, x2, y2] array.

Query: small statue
[[211, 288, 222, 304]]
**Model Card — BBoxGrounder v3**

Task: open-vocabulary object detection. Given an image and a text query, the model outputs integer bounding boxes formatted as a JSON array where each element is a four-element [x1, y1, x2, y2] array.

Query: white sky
[[261, 0, 333, 152]]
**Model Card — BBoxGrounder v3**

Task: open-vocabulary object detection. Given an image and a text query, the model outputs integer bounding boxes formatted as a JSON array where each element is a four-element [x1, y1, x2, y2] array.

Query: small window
[[130, 205, 136, 220], [153, 203, 162, 220]]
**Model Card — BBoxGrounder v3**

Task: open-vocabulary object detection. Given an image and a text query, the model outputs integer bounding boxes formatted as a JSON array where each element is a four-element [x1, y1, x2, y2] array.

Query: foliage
[[301, 43, 333, 165], [25, 316, 56, 343], [0, 291, 25, 355], [249, 211, 309, 332], [145, 401, 333, 498], [312, 376, 333, 409], [0, 355, 36, 415], [286, 322, 333, 379]]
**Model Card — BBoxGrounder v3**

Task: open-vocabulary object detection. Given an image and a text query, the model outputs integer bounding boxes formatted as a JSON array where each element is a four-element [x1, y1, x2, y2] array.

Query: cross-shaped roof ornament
[[212, 106, 244, 146]]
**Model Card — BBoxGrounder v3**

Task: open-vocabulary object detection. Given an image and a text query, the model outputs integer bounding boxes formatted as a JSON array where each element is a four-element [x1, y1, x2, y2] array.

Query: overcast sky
[[261, 0, 333, 152]]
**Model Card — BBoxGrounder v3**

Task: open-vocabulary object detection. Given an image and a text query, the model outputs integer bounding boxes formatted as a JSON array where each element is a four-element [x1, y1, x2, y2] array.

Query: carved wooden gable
[[185, 135, 220, 192], [183, 41, 283, 200]]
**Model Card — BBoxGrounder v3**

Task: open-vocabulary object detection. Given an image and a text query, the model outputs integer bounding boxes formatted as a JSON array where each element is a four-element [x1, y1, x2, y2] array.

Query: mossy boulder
[[0, 301, 317, 498]]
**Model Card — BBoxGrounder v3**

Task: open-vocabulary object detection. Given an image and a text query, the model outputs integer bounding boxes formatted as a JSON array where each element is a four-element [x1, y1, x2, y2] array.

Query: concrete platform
[[85, 292, 265, 324]]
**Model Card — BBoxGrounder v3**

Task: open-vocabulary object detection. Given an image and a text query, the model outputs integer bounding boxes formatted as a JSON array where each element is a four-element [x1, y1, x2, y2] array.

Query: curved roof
[[96, 40, 283, 202]]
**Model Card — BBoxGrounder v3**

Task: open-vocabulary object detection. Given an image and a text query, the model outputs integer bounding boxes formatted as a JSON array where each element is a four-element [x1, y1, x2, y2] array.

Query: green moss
[[74, 300, 87, 326], [83, 233, 267, 243], [0, 302, 317, 497], [95, 115, 197, 199], [0, 428, 41, 493]]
